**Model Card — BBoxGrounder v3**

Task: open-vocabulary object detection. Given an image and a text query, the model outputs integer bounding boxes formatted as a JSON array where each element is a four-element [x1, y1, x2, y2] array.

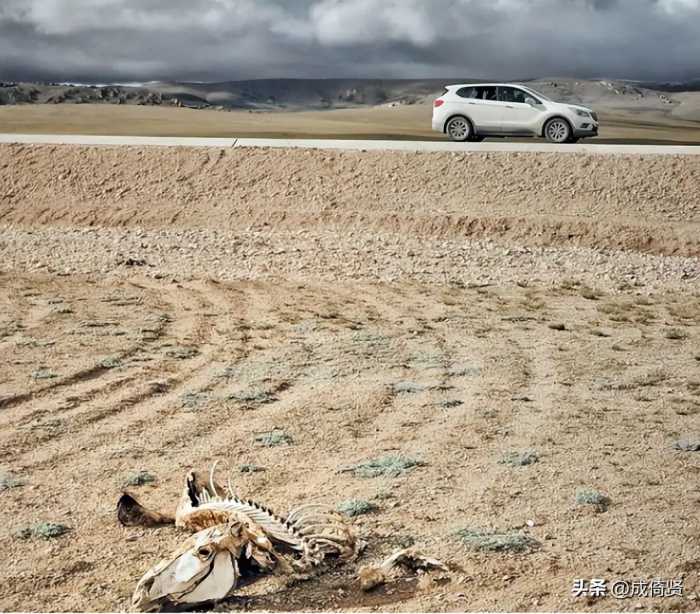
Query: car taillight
[[434, 99, 444, 108]]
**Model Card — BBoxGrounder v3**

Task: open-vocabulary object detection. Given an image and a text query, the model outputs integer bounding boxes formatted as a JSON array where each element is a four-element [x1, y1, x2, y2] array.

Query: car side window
[[519, 89, 542, 104], [499, 87, 529, 103], [456, 86, 479, 99], [476, 86, 497, 101]]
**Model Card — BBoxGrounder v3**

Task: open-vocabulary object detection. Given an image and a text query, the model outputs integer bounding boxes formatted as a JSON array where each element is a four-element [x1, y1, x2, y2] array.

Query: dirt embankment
[[1, 144, 699, 257]]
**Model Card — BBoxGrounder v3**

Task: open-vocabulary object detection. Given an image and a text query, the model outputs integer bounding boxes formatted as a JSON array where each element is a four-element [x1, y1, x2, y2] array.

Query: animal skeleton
[[119, 466, 363, 611]]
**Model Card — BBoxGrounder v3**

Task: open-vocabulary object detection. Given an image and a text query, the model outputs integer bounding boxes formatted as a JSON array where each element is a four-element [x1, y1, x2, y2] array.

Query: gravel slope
[[1, 144, 699, 272]]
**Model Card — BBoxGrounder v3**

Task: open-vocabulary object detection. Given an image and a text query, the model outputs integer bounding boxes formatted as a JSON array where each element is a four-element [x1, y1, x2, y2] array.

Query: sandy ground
[[0, 144, 699, 612], [2, 104, 700, 144]]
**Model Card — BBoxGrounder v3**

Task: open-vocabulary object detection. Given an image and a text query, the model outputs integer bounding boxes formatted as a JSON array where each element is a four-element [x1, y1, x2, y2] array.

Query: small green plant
[[341, 455, 424, 478], [337, 499, 377, 517], [0, 473, 25, 491], [673, 439, 700, 452], [391, 382, 426, 394], [15, 522, 70, 540], [124, 471, 156, 487], [499, 450, 539, 467], [576, 488, 610, 512], [80, 320, 117, 329], [228, 388, 277, 405], [180, 391, 210, 411], [580, 287, 602, 301], [665, 328, 688, 341], [240, 464, 265, 473], [100, 356, 122, 369], [447, 366, 480, 378], [165, 346, 198, 360], [455, 528, 539, 553], [255, 430, 293, 447], [633, 370, 668, 388], [31, 369, 57, 380], [440, 399, 464, 409]]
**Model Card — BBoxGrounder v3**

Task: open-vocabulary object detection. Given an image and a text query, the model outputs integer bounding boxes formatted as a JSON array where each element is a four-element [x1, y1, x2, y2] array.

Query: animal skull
[[132, 515, 276, 611]]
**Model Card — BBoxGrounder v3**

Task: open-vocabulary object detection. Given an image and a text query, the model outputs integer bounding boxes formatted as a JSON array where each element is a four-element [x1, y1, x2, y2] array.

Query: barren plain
[[3, 103, 700, 144], [0, 144, 698, 612]]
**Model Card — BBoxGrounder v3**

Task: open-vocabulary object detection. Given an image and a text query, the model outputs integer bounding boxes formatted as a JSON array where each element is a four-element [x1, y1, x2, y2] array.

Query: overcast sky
[[1, 0, 699, 83]]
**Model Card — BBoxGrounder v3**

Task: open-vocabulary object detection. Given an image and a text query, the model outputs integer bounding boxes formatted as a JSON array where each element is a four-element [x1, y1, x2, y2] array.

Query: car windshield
[[519, 85, 552, 102]]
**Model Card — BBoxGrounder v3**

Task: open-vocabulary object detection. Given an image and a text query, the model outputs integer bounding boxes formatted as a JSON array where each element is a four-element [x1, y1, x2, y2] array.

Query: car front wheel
[[544, 118, 572, 144], [446, 116, 471, 142]]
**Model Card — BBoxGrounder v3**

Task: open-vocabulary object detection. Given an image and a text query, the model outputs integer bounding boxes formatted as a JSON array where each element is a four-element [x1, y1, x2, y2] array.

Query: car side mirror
[[525, 97, 538, 107]]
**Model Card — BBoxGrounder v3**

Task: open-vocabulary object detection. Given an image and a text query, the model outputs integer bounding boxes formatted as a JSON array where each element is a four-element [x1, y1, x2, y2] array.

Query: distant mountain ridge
[[0, 78, 456, 110], [1, 78, 700, 119]]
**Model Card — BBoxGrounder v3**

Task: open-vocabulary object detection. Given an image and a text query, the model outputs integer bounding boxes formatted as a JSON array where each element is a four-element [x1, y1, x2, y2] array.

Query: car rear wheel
[[544, 118, 572, 143], [446, 116, 471, 142]]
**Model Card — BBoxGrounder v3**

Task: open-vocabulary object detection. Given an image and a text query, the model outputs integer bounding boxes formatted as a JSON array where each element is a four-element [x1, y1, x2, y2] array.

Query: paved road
[[1, 133, 700, 155]]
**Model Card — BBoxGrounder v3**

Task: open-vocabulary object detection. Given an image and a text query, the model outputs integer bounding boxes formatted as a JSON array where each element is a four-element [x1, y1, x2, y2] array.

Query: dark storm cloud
[[0, 0, 698, 83]]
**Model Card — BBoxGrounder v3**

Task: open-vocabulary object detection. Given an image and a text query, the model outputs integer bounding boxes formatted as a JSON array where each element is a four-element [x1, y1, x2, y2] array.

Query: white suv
[[432, 83, 598, 143]]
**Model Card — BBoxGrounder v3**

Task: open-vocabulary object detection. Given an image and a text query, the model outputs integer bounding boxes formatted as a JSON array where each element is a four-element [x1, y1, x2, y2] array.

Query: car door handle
[[505, 105, 515, 108]]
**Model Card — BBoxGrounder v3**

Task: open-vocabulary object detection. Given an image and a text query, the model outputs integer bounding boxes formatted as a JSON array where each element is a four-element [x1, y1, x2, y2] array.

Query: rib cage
[[179, 492, 360, 566], [172, 466, 363, 569], [189, 491, 308, 552]]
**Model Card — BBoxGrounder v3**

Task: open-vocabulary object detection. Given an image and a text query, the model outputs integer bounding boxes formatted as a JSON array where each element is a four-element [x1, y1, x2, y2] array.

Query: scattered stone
[[118, 257, 149, 267]]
